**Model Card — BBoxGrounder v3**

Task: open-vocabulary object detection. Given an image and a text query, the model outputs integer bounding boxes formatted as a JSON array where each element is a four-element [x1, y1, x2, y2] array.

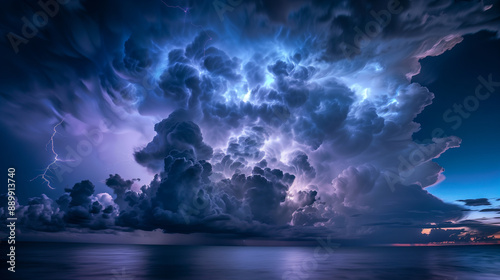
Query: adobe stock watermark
[[111, 267, 135, 280], [213, 0, 243, 22], [6, 0, 71, 54], [179, 189, 210, 224], [282, 235, 340, 280], [6, 167, 17, 273], [341, 0, 403, 59], [140, 69, 158, 92], [384, 74, 500, 191], [272, 104, 291, 124], [442, 74, 500, 130]]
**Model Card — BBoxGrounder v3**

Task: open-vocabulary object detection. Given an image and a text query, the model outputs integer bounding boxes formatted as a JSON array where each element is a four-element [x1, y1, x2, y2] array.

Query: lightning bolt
[[161, 0, 190, 13], [32, 119, 73, 189], [160, 1, 213, 57]]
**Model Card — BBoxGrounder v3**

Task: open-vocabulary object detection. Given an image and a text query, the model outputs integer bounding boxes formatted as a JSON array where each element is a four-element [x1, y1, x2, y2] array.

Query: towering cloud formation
[[1, 0, 499, 244], [134, 110, 213, 171]]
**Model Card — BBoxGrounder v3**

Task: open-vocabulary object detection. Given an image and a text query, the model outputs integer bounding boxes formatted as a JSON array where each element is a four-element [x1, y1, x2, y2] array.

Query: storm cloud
[[1, 0, 500, 244]]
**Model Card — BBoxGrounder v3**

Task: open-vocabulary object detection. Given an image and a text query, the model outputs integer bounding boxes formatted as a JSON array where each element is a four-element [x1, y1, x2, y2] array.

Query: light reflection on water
[[7, 243, 500, 280]]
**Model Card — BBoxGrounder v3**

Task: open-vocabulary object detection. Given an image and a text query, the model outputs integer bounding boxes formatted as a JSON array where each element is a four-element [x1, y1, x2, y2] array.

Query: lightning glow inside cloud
[[1, 0, 499, 244]]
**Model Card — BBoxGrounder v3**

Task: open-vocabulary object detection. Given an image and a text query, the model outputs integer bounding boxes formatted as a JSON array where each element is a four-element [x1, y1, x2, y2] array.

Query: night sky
[[1, 0, 500, 246]]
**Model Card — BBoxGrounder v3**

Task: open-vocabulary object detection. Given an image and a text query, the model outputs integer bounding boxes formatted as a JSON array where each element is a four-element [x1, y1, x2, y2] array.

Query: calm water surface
[[2, 243, 500, 279]]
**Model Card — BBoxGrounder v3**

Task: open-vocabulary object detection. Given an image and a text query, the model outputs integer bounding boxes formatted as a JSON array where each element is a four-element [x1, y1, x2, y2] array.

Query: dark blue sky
[[413, 31, 500, 209]]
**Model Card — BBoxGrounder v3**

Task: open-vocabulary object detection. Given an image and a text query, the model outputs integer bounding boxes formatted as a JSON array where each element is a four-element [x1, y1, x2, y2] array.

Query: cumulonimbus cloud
[[1, 0, 499, 244]]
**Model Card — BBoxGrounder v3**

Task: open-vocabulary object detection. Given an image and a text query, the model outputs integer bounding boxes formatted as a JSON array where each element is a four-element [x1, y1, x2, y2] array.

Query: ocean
[[2, 243, 500, 279]]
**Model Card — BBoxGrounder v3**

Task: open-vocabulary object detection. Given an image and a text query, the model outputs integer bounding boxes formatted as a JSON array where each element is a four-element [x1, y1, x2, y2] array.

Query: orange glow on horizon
[[421, 228, 431, 235], [390, 241, 500, 247]]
